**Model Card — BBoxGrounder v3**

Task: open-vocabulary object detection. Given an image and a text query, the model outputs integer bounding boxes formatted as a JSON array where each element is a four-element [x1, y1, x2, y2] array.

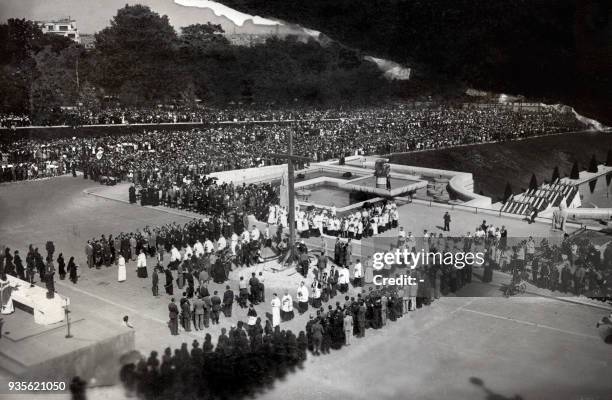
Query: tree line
[[219, 0, 612, 124], [0, 5, 395, 125]]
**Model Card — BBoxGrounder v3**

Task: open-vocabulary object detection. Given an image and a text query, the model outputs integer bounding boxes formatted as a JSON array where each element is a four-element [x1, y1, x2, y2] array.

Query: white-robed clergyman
[[281, 290, 294, 322], [117, 254, 126, 282], [270, 293, 281, 327]]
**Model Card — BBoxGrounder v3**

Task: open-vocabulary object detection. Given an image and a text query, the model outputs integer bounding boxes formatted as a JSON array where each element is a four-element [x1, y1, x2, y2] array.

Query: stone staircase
[[501, 180, 578, 215]]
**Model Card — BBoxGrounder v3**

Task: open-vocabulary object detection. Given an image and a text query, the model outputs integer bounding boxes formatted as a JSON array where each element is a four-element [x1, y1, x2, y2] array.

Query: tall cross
[[265, 128, 311, 261]]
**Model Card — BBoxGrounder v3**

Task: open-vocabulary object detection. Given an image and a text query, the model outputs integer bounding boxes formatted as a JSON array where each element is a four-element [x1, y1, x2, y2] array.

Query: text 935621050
[[8, 381, 67, 392]]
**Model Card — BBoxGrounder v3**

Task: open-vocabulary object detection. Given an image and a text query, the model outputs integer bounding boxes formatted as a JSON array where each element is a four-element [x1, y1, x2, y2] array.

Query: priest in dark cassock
[[164, 268, 174, 295], [129, 185, 137, 204], [45, 258, 55, 299], [210, 254, 224, 283]]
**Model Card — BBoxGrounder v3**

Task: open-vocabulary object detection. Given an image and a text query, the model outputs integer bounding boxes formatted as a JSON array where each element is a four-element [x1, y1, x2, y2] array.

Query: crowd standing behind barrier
[[1, 105, 585, 185]]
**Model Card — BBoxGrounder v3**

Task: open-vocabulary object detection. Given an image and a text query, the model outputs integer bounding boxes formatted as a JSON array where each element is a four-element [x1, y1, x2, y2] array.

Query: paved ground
[[88, 180, 570, 256], [1, 177, 611, 400], [0, 177, 329, 356]]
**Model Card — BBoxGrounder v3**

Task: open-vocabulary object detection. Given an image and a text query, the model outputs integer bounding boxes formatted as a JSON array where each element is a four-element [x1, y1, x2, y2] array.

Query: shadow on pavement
[[470, 377, 524, 400]]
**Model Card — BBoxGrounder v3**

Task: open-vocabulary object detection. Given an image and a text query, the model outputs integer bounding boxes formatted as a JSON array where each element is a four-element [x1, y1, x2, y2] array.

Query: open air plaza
[[1, 144, 612, 400], [1, 2, 612, 399]]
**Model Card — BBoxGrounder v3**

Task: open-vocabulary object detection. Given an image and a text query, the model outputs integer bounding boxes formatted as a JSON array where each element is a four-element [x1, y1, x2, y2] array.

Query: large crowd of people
[[0, 114, 31, 128], [3, 201, 612, 400], [0, 103, 587, 131], [1, 104, 585, 185], [115, 232, 445, 400], [427, 218, 612, 299], [491, 235, 612, 299], [1, 102, 608, 400], [0, 106, 346, 128]]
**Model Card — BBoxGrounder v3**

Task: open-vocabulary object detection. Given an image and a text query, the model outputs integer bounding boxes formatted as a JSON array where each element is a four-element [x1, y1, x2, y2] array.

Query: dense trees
[[92, 5, 181, 104], [0, 5, 391, 117], [218, 0, 612, 124], [0, 19, 74, 117]]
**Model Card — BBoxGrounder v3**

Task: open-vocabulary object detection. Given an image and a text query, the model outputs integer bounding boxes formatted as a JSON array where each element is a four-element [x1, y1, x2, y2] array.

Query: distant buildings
[[225, 33, 274, 47], [225, 32, 313, 47], [36, 18, 80, 43], [80, 34, 96, 50], [224, 22, 315, 47]]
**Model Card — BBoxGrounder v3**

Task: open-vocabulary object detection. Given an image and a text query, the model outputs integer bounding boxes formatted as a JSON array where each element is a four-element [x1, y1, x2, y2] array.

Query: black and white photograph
[[0, 1, 611, 399]]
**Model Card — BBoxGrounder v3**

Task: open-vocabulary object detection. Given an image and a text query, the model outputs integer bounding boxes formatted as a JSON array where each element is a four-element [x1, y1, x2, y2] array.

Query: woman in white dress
[[270, 293, 281, 327], [117, 254, 127, 282]]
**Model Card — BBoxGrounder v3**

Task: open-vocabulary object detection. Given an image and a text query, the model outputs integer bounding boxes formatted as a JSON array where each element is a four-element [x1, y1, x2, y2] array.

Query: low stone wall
[[565, 207, 612, 221], [346, 160, 492, 208], [209, 164, 287, 184], [25, 330, 135, 386]]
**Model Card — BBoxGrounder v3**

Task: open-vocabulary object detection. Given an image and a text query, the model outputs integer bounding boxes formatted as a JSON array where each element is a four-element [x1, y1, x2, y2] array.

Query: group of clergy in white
[[267, 258, 364, 329], [268, 201, 399, 240], [267, 205, 289, 227], [269, 289, 296, 327], [115, 223, 269, 282]]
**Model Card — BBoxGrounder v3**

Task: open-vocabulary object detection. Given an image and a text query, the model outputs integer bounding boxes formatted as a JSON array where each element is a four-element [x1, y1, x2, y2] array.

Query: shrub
[[588, 154, 599, 173], [570, 161, 579, 179], [503, 182, 513, 203], [551, 166, 560, 183]]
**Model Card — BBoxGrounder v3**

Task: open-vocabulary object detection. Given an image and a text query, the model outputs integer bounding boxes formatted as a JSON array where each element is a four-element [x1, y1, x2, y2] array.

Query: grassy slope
[[389, 131, 612, 202]]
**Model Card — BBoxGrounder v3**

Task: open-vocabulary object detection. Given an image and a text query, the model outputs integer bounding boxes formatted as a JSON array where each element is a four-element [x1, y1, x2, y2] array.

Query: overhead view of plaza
[[1, 1, 612, 400]]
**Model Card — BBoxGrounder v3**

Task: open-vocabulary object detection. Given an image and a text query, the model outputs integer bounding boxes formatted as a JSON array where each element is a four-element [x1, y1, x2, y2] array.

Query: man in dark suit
[[199, 284, 210, 298], [443, 212, 451, 232], [211, 290, 222, 324], [316, 251, 327, 281], [334, 238, 342, 264], [202, 292, 212, 328], [249, 273, 260, 305], [193, 295, 205, 331], [129, 185, 136, 204], [357, 300, 367, 338], [151, 267, 159, 297], [168, 298, 179, 335], [180, 295, 192, 332], [222, 285, 234, 317]]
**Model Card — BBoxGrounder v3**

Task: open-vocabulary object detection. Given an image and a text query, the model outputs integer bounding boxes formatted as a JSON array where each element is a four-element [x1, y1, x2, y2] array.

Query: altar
[[1, 275, 70, 325]]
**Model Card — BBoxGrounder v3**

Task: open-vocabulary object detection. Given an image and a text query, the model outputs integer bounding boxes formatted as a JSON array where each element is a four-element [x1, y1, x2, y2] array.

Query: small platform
[[0, 309, 134, 387]]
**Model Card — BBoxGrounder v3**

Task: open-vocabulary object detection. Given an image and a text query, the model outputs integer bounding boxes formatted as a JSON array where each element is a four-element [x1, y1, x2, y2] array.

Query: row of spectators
[[491, 236, 612, 299], [1, 103, 583, 130], [0, 114, 31, 128], [1, 106, 585, 185], [1, 106, 357, 128], [444, 219, 612, 299]]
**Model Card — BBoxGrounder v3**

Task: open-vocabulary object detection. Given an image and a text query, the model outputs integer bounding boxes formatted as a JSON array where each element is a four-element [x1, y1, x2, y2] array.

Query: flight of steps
[[501, 180, 579, 215]]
